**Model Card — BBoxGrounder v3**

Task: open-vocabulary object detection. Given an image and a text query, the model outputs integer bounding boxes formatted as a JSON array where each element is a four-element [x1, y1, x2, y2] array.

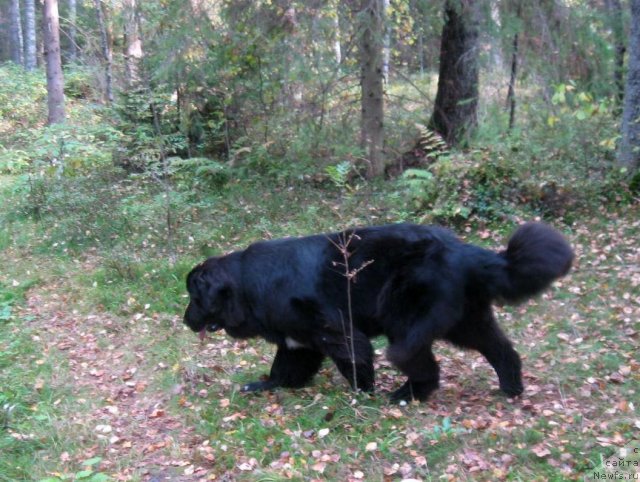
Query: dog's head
[[184, 257, 248, 339]]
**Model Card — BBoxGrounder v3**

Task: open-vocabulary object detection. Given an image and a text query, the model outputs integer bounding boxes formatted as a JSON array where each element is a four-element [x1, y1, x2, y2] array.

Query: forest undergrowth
[[1, 64, 639, 481]]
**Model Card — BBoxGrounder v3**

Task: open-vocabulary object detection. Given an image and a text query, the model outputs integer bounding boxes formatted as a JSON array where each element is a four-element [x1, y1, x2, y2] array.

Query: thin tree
[[67, 0, 78, 62], [43, 0, 65, 124], [357, 0, 385, 178], [506, 1, 521, 131], [618, 0, 640, 173], [382, 0, 390, 83], [606, 0, 626, 111], [23, 0, 37, 71], [430, 0, 480, 146], [332, 0, 342, 64], [94, 0, 114, 103], [123, 0, 143, 88], [9, 0, 24, 66]]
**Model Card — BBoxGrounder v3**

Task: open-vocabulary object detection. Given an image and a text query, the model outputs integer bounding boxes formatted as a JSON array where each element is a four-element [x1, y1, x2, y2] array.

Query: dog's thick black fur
[[184, 223, 573, 402]]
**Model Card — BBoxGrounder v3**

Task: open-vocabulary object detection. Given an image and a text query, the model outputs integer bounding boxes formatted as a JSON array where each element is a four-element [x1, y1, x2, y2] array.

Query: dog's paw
[[390, 380, 437, 403], [500, 383, 524, 398], [240, 380, 278, 393]]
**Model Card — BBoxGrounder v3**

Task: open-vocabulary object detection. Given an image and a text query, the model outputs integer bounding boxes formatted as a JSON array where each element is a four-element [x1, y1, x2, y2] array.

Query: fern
[[325, 161, 352, 190], [416, 124, 449, 162]]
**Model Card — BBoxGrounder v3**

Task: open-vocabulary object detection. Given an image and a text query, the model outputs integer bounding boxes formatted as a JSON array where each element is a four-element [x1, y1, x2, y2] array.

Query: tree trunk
[[123, 0, 143, 88], [382, 0, 390, 83], [606, 0, 626, 112], [23, 0, 36, 70], [429, 0, 480, 146], [358, 0, 385, 178], [489, 0, 504, 72], [332, 1, 342, 64], [67, 0, 78, 62], [9, 0, 24, 66], [43, 0, 65, 124], [618, 0, 640, 173], [506, 2, 521, 131], [94, 0, 114, 103]]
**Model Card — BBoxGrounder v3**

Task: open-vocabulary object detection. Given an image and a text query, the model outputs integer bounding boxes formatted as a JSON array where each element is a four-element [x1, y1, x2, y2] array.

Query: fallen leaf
[[532, 445, 551, 458]]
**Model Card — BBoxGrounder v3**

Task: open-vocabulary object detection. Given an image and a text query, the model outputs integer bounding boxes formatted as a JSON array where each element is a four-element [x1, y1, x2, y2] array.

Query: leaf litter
[[13, 207, 640, 480]]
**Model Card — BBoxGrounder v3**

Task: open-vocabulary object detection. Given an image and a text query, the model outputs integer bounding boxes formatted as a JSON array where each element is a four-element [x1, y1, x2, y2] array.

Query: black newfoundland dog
[[184, 222, 573, 402]]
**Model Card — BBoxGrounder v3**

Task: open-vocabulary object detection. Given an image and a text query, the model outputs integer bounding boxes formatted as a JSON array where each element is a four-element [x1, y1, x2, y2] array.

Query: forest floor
[[1, 191, 639, 481], [17, 281, 214, 481]]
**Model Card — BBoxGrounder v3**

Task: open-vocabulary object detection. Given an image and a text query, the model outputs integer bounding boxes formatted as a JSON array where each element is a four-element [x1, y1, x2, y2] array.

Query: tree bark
[[618, 0, 640, 173], [332, 1, 342, 64], [429, 0, 480, 146], [94, 0, 114, 103], [123, 0, 143, 88], [606, 0, 626, 112], [23, 0, 36, 70], [506, 2, 521, 131], [358, 0, 385, 178], [43, 0, 66, 124], [9, 0, 24, 66], [67, 0, 78, 62], [382, 0, 390, 83]]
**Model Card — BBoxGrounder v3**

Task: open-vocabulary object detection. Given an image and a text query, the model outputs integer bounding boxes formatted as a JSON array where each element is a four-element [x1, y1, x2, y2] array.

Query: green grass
[[2, 143, 639, 481], [0, 283, 72, 481]]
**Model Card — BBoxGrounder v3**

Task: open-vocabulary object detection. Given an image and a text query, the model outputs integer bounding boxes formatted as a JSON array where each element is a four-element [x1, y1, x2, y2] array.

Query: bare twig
[[328, 231, 374, 391]]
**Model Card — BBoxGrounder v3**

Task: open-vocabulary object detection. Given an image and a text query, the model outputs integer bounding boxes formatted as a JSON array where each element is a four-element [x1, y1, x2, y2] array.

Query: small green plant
[[325, 161, 354, 194], [169, 156, 231, 190], [38, 457, 110, 482], [400, 168, 435, 210], [0, 284, 15, 322]]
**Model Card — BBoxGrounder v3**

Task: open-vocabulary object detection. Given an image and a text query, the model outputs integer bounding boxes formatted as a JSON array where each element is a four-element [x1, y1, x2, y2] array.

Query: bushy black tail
[[496, 222, 574, 303]]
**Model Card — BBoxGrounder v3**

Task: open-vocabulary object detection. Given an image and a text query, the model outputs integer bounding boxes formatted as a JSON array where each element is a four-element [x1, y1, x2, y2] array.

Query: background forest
[[1, 0, 639, 481]]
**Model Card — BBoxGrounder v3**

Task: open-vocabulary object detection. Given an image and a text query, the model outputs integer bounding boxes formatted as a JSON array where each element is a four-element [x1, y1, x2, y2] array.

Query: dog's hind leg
[[241, 346, 325, 392], [313, 329, 375, 392], [387, 342, 440, 402], [446, 308, 524, 397]]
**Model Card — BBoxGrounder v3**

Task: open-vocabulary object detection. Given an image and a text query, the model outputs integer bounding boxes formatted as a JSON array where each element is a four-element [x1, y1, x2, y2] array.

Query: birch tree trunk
[[123, 0, 143, 88], [9, 0, 24, 66], [618, 0, 640, 173], [43, 0, 66, 124], [332, 2, 342, 65], [94, 0, 114, 103], [23, 0, 37, 70]]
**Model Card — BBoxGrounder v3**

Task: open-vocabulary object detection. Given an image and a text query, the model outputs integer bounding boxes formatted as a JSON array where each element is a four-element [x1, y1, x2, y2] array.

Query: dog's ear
[[216, 282, 245, 328], [186, 267, 208, 298]]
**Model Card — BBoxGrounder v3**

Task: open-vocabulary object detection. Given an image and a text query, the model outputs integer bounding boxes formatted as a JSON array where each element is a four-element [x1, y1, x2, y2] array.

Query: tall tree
[[382, 0, 390, 83], [67, 0, 78, 62], [9, 0, 24, 65], [506, 1, 522, 131], [357, 0, 385, 178], [332, 1, 342, 64], [94, 0, 113, 103], [606, 0, 626, 111], [23, 0, 37, 70], [430, 0, 480, 146], [123, 0, 143, 88], [43, 0, 65, 124], [618, 0, 640, 173]]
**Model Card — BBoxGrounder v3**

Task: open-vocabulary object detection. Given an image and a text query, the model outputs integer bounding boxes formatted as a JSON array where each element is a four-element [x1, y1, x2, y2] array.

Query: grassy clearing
[[2, 163, 638, 480], [0, 281, 81, 481]]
